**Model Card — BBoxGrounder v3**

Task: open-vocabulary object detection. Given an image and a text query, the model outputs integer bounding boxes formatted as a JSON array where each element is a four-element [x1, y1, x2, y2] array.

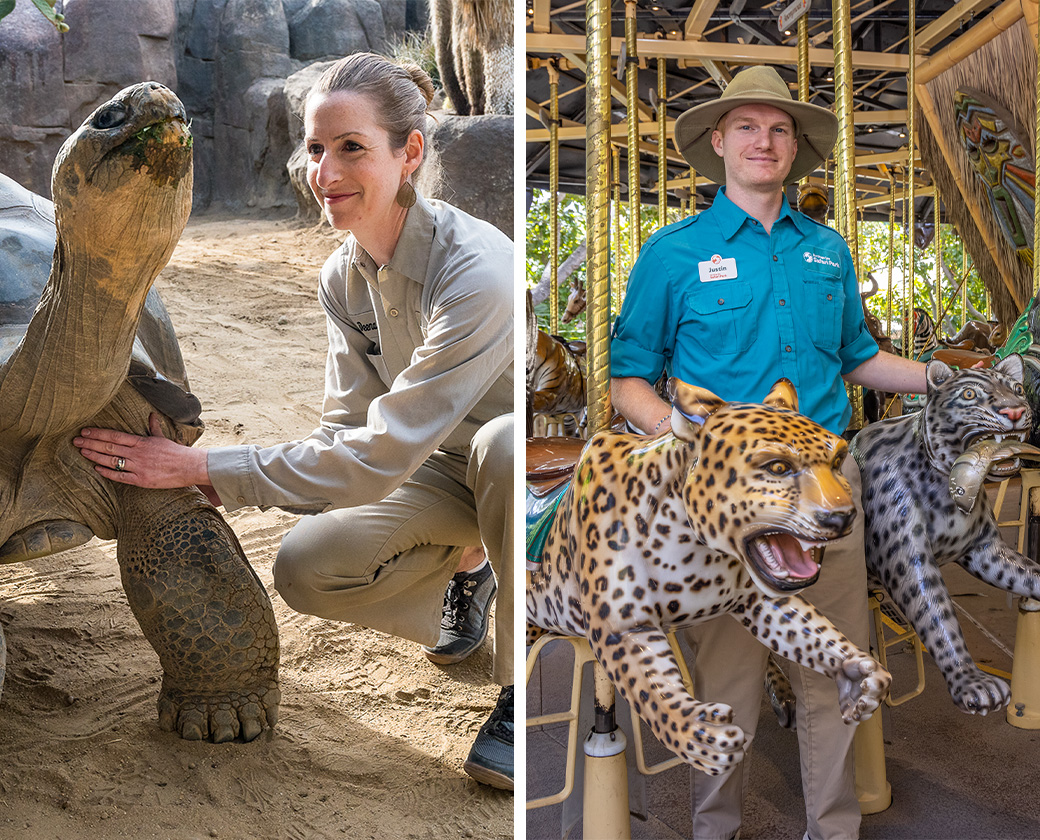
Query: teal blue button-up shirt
[[610, 188, 878, 435]]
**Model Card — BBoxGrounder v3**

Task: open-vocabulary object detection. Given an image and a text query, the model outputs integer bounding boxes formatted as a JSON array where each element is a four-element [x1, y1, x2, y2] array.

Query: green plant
[[0, 0, 69, 32]]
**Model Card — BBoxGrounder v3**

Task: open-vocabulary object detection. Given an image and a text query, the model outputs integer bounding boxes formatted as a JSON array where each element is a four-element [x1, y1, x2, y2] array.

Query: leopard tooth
[[758, 538, 789, 578]]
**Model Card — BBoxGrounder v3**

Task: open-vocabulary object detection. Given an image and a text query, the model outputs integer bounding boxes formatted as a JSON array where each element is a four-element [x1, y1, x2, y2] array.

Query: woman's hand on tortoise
[[74, 413, 211, 492]]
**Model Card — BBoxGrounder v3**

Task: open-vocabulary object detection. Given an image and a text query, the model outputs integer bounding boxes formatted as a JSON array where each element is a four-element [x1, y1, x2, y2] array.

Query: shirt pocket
[[803, 272, 843, 349], [685, 282, 754, 357]]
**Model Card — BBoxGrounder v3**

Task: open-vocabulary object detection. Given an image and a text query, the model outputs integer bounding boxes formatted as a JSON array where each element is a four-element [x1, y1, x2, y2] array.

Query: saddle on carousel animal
[[526, 378, 892, 775], [852, 355, 1040, 714]]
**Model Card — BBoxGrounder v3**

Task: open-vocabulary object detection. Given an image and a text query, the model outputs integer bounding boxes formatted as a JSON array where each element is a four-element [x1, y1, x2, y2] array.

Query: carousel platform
[[526, 476, 1040, 839]]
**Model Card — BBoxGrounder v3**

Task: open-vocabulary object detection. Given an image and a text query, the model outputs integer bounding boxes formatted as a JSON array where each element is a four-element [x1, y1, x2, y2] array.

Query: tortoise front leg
[[115, 484, 279, 742]]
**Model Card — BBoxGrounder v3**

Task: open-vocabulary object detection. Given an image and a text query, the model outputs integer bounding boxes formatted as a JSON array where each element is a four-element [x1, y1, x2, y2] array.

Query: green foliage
[[0, 0, 69, 32], [526, 188, 666, 340], [857, 221, 989, 344]]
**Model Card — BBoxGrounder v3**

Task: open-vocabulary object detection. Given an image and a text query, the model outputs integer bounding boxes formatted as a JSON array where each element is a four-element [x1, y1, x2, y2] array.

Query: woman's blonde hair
[[309, 52, 436, 181]]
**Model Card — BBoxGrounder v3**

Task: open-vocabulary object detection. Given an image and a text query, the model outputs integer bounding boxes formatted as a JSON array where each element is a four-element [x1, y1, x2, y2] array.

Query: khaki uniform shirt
[[207, 193, 514, 512]]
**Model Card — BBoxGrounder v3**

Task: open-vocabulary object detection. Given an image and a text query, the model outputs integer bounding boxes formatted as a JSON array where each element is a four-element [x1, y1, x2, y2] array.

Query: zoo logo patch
[[802, 248, 841, 273]]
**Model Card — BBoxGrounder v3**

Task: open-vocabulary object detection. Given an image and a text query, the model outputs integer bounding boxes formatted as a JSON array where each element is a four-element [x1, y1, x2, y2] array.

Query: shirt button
[[826, 294, 833, 301], [236, 496, 246, 504], [779, 299, 786, 306], [389, 307, 399, 317], [718, 298, 724, 305], [772, 255, 778, 262], [785, 345, 792, 353]]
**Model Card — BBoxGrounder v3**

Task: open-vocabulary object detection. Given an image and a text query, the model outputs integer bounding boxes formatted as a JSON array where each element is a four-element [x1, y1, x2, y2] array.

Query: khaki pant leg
[[467, 413, 514, 686], [685, 615, 770, 840], [272, 457, 481, 646], [686, 456, 869, 840], [790, 455, 869, 840]]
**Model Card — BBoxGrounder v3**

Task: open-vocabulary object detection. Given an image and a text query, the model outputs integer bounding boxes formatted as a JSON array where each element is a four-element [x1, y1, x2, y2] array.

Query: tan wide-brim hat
[[673, 65, 839, 186]]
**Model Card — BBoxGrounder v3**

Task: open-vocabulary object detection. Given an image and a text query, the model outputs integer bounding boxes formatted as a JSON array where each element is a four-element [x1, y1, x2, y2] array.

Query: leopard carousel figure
[[852, 354, 1040, 714], [526, 377, 891, 775]]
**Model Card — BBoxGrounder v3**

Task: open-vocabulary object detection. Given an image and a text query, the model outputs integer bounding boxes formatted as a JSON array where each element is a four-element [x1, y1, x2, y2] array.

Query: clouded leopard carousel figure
[[852, 354, 1040, 714], [526, 377, 892, 774]]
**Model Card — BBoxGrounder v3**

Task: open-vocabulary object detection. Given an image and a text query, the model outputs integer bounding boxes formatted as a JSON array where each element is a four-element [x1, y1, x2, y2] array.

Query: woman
[[74, 53, 514, 790]]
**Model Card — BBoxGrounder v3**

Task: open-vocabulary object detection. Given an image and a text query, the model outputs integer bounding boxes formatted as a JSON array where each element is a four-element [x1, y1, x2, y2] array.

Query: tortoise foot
[[158, 678, 280, 743], [114, 487, 281, 744]]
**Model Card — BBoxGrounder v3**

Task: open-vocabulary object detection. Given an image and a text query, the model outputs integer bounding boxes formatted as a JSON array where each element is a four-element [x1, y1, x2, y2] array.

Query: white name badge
[[698, 255, 738, 282]]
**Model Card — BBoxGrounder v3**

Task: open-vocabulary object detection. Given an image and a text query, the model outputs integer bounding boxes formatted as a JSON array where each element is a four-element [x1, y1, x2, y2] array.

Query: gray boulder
[[62, 0, 178, 124], [209, 0, 295, 209], [421, 114, 513, 238], [288, 0, 387, 61], [0, 0, 179, 197]]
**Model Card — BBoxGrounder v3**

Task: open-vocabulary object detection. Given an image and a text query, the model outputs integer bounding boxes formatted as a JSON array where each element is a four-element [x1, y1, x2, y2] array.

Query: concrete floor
[[526, 477, 1040, 840]]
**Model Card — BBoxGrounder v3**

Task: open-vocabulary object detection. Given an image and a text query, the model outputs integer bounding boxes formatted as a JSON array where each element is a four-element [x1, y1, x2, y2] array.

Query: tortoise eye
[[93, 104, 127, 130]]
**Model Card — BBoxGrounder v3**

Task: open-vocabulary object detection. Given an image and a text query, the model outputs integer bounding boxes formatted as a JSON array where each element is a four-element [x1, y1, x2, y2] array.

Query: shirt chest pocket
[[803, 272, 843, 349], [685, 282, 754, 357]]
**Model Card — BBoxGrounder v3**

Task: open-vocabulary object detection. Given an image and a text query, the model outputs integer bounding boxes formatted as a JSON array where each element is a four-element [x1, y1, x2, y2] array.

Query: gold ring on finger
[[115, 457, 126, 472]]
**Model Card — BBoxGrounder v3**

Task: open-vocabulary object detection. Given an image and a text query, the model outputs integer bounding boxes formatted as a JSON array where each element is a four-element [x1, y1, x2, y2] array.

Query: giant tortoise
[[0, 82, 279, 742]]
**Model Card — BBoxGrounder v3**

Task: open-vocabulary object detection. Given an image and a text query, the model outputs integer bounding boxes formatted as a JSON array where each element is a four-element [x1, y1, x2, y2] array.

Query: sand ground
[[0, 214, 512, 840]]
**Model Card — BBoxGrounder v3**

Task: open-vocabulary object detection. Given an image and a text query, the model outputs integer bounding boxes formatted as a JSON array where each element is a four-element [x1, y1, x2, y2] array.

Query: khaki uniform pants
[[683, 456, 869, 840], [272, 413, 514, 686]]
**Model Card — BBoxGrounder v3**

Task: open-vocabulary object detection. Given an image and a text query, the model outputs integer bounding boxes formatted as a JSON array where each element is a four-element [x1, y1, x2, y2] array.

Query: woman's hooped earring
[[396, 180, 416, 208]]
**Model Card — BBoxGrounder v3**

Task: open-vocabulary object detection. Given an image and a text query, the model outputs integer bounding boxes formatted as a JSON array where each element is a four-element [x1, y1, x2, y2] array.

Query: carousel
[[525, 1, 1040, 838]]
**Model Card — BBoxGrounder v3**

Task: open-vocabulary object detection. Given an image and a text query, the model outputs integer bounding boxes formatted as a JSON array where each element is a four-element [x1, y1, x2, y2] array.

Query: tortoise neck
[[0, 231, 164, 442]]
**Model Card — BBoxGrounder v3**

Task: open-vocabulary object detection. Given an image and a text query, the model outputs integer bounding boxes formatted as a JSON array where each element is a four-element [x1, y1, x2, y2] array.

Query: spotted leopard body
[[527, 379, 891, 775], [852, 355, 1039, 714]]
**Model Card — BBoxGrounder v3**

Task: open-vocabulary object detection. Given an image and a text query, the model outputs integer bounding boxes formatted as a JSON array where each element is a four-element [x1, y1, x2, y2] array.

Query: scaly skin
[[115, 483, 279, 743]]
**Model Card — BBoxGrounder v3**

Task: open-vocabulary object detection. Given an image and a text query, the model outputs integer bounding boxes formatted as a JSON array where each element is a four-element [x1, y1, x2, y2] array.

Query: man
[[610, 65, 926, 840]]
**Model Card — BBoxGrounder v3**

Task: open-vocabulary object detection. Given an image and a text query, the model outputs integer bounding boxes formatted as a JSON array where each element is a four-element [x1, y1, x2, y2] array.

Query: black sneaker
[[422, 562, 497, 665], [464, 685, 513, 790]]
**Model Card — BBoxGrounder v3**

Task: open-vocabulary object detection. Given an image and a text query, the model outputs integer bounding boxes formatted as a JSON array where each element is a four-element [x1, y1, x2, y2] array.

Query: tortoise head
[[51, 82, 193, 259]]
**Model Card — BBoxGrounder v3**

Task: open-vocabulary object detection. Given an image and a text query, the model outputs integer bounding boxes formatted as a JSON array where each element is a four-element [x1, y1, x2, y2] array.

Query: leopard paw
[[950, 671, 1010, 715], [836, 653, 891, 722], [679, 702, 747, 775]]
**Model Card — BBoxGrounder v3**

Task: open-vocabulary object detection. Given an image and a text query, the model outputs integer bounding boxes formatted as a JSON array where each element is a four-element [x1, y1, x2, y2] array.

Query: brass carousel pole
[[625, 0, 642, 261], [688, 167, 697, 217], [906, 0, 917, 359], [1007, 5, 1040, 732], [583, 0, 630, 833], [833, 0, 863, 431], [548, 60, 561, 335], [961, 241, 968, 327], [613, 144, 623, 315], [887, 175, 896, 337], [658, 57, 668, 229], [934, 188, 941, 326], [903, 171, 911, 357], [840, 0, 889, 812], [798, 13, 810, 190]]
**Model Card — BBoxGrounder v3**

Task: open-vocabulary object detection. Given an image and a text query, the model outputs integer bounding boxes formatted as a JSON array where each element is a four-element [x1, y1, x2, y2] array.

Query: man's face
[[710, 103, 798, 192]]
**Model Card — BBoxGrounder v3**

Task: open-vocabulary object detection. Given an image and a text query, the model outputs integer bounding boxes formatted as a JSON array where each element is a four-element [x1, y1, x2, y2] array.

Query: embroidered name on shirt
[[357, 321, 378, 332], [698, 254, 738, 282]]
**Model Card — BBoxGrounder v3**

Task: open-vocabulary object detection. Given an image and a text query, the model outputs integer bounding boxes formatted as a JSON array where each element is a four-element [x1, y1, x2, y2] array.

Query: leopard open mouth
[[744, 532, 823, 592]]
